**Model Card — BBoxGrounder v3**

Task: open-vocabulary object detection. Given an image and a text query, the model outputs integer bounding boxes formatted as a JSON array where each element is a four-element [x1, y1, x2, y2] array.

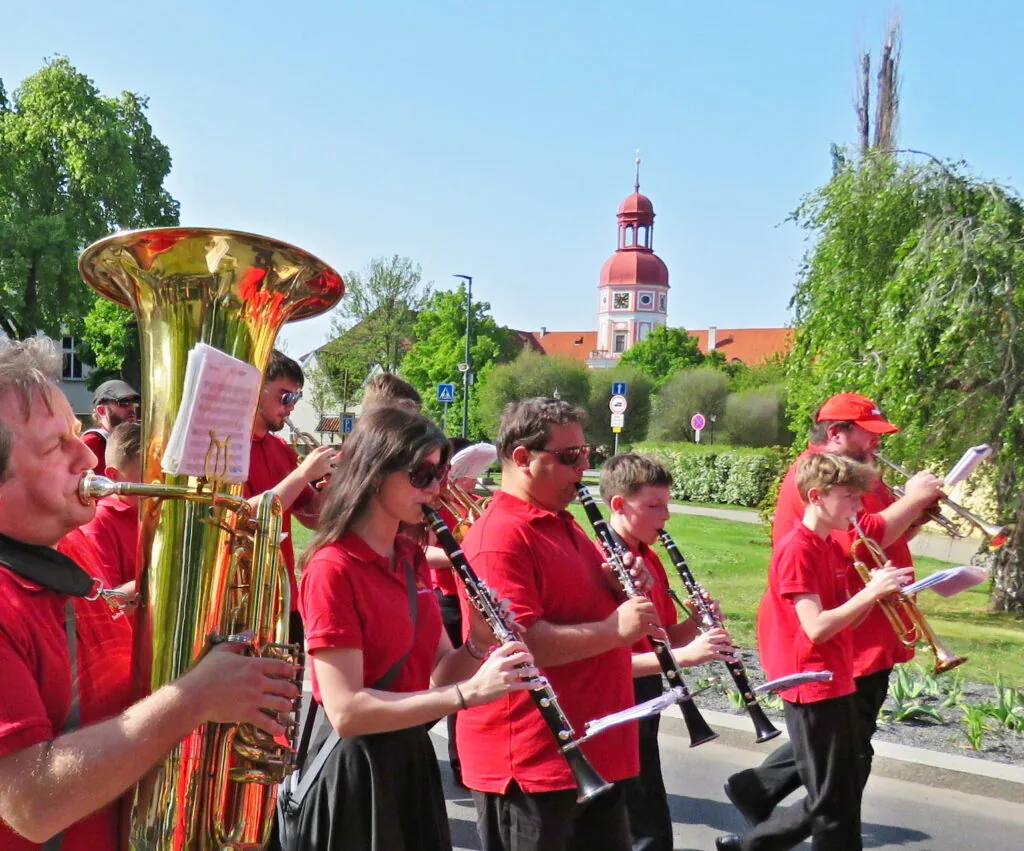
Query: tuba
[[78, 228, 344, 850]]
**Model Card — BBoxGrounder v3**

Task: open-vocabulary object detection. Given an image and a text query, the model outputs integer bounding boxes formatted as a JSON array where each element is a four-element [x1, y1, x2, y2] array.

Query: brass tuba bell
[[78, 228, 343, 850]]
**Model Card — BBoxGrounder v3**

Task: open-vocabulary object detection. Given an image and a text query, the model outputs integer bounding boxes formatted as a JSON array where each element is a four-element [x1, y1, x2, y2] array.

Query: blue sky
[[5, 1, 1024, 356]]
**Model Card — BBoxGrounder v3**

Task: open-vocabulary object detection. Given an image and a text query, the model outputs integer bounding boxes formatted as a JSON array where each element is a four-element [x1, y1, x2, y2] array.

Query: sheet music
[[582, 687, 687, 739], [944, 444, 992, 488], [161, 343, 261, 482], [755, 670, 833, 695], [903, 566, 989, 598]]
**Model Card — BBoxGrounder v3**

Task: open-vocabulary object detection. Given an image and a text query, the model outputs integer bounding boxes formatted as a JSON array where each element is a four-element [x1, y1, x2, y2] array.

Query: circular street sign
[[457, 362, 470, 373], [609, 394, 628, 414], [690, 413, 707, 431]]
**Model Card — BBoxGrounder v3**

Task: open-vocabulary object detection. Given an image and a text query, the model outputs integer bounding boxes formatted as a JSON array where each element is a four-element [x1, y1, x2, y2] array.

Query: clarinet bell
[[747, 701, 782, 743], [565, 747, 614, 803], [680, 699, 719, 747]]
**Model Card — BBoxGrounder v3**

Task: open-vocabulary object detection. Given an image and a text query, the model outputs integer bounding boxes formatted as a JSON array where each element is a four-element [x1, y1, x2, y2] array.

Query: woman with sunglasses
[[293, 406, 536, 851]]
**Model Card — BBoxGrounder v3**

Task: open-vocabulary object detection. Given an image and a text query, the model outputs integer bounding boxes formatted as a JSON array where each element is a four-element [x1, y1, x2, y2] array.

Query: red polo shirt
[[757, 524, 856, 704], [593, 538, 678, 654], [60, 496, 138, 587], [772, 445, 914, 676], [457, 490, 638, 793], [300, 533, 442, 702], [244, 432, 315, 609], [80, 429, 107, 476], [0, 552, 134, 850]]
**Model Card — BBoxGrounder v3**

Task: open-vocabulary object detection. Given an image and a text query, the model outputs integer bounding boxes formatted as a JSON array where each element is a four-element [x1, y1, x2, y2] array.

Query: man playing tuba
[[0, 337, 299, 851]]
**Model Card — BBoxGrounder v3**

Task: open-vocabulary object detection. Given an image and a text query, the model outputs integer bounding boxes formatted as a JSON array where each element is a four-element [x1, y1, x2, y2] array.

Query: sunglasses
[[533, 444, 591, 466], [408, 459, 450, 490], [267, 390, 303, 406]]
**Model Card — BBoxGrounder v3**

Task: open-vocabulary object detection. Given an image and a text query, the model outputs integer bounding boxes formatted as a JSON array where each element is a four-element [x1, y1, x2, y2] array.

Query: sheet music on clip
[[582, 686, 688, 740], [161, 343, 262, 482], [944, 444, 992, 489], [903, 566, 989, 598]]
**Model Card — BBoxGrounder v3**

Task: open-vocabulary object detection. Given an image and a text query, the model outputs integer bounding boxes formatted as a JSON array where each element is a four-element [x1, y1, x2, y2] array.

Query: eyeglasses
[[265, 389, 303, 406], [408, 459, 450, 490], [102, 398, 140, 408], [533, 444, 591, 466]]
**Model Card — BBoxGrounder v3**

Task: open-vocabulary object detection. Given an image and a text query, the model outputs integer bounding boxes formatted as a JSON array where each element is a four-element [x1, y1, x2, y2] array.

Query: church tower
[[592, 156, 670, 367]]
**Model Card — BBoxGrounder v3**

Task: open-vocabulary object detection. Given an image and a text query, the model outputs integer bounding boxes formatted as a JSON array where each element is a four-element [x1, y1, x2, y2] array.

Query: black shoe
[[715, 835, 742, 851], [723, 778, 771, 826]]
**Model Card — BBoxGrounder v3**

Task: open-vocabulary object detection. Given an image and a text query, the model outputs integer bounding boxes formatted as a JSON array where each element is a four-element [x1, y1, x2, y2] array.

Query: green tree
[[585, 364, 653, 452], [649, 366, 729, 442], [788, 152, 1024, 612], [476, 351, 591, 438], [620, 325, 706, 388], [722, 385, 792, 448], [0, 57, 178, 346], [320, 255, 430, 384], [400, 287, 519, 436]]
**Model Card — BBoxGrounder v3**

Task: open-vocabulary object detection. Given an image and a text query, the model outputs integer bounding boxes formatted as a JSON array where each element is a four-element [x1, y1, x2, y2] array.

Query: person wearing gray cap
[[81, 379, 140, 475]]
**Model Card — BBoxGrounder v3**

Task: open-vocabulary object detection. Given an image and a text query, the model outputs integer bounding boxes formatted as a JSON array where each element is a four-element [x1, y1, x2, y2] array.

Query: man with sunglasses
[[81, 379, 140, 475], [245, 350, 338, 645], [457, 397, 662, 851]]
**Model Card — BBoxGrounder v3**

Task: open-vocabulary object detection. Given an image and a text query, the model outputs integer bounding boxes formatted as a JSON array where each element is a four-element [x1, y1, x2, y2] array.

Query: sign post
[[437, 383, 456, 433], [609, 394, 629, 455], [341, 413, 355, 436], [690, 412, 706, 444]]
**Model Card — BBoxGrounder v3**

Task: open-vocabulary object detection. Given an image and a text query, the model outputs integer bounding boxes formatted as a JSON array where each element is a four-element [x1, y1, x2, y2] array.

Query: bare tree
[[855, 17, 902, 156]]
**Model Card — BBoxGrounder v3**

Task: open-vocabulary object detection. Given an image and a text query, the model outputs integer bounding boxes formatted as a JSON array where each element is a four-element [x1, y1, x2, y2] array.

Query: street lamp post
[[453, 274, 473, 438]]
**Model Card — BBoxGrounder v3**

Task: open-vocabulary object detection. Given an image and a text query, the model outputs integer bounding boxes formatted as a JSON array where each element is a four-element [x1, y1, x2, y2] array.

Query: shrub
[[722, 384, 794, 448], [632, 442, 785, 507], [649, 367, 729, 442]]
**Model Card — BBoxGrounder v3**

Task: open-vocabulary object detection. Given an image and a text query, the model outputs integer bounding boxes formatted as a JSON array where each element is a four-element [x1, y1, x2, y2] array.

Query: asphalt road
[[434, 726, 1024, 851]]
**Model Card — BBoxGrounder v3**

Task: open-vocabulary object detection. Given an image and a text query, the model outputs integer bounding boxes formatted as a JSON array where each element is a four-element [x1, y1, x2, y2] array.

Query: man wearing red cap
[[719, 393, 943, 850]]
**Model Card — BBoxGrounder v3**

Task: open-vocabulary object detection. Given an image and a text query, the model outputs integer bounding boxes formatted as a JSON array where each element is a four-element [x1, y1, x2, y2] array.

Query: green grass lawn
[[292, 509, 1024, 688]]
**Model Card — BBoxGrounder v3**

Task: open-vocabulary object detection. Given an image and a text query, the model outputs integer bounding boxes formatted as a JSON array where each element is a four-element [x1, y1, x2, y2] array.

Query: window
[[638, 292, 654, 310], [62, 336, 83, 381], [613, 292, 630, 310], [658, 294, 667, 312], [613, 332, 627, 353]]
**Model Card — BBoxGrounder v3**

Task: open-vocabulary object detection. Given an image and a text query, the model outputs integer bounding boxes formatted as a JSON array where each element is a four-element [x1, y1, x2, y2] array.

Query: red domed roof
[[618, 192, 654, 218], [599, 250, 669, 287]]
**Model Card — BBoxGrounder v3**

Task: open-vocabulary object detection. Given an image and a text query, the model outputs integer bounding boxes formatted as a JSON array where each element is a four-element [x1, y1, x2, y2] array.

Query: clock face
[[613, 292, 630, 309], [639, 293, 653, 309]]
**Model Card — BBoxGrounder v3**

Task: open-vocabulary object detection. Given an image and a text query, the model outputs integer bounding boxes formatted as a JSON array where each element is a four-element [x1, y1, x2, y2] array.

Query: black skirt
[[295, 719, 453, 851]]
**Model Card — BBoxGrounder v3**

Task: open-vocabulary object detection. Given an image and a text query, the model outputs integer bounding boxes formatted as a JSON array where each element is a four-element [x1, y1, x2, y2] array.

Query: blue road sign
[[341, 413, 355, 434], [612, 381, 628, 396], [437, 383, 457, 403]]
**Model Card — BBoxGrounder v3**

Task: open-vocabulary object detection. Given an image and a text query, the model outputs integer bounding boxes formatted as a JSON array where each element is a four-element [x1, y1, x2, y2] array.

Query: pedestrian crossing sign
[[437, 383, 456, 403]]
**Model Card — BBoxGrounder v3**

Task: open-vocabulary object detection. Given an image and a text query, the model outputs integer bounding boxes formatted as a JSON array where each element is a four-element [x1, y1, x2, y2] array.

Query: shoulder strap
[[287, 558, 419, 807], [42, 600, 83, 851]]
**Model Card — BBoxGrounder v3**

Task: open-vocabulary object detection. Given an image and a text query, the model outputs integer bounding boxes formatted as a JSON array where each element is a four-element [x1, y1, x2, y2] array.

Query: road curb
[[659, 704, 1024, 804]]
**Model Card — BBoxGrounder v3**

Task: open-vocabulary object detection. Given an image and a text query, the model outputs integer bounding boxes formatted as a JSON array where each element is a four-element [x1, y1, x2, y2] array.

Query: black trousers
[[437, 591, 464, 786], [621, 675, 673, 851], [472, 781, 632, 851], [739, 695, 863, 851], [726, 667, 891, 823]]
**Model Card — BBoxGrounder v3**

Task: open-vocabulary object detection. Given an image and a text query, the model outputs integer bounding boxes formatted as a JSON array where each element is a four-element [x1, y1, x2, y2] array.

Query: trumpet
[[285, 416, 322, 451], [876, 453, 1009, 548], [436, 443, 496, 541], [850, 520, 967, 675]]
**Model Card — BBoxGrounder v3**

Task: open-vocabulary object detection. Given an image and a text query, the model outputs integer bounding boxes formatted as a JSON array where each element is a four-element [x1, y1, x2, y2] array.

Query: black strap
[[288, 557, 419, 807], [0, 534, 95, 596], [41, 600, 83, 851]]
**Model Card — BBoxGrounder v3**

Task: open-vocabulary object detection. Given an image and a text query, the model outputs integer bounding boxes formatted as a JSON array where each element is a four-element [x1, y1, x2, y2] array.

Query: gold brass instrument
[[850, 520, 967, 675], [285, 415, 321, 452], [876, 453, 1009, 548], [437, 443, 496, 541], [78, 227, 343, 851]]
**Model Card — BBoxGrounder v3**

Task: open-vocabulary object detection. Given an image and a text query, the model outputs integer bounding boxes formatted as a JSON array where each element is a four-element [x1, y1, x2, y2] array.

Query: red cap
[[815, 393, 899, 435]]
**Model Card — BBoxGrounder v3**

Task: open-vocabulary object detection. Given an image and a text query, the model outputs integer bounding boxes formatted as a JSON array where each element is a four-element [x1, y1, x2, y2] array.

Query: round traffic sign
[[609, 394, 628, 414], [690, 413, 707, 431]]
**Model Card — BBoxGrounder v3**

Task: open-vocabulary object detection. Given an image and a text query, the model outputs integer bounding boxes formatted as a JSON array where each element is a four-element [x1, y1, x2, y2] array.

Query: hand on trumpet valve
[[299, 445, 340, 489], [864, 563, 915, 601], [901, 470, 945, 507]]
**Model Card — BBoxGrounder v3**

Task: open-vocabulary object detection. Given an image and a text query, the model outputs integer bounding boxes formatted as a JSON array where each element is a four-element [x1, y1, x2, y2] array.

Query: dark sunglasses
[[408, 459, 450, 490], [533, 444, 591, 466], [276, 390, 303, 406]]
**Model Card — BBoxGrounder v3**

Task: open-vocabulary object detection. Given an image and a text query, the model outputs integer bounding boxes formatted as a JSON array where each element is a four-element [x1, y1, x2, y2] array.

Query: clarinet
[[574, 484, 718, 747], [657, 529, 781, 743], [422, 505, 612, 803]]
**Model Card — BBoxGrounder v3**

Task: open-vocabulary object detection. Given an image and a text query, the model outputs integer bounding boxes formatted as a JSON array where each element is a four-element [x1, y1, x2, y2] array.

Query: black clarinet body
[[656, 529, 781, 743], [422, 505, 613, 802], [574, 484, 718, 748]]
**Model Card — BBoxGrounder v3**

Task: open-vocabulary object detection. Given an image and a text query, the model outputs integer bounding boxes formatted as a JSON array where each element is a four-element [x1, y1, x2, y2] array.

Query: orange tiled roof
[[528, 331, 597, 362], [689, 327, 793, 365]]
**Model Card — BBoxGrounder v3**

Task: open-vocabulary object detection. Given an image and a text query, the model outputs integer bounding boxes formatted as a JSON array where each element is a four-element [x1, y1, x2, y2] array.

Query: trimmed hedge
[[631, 442, 786, 507]]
